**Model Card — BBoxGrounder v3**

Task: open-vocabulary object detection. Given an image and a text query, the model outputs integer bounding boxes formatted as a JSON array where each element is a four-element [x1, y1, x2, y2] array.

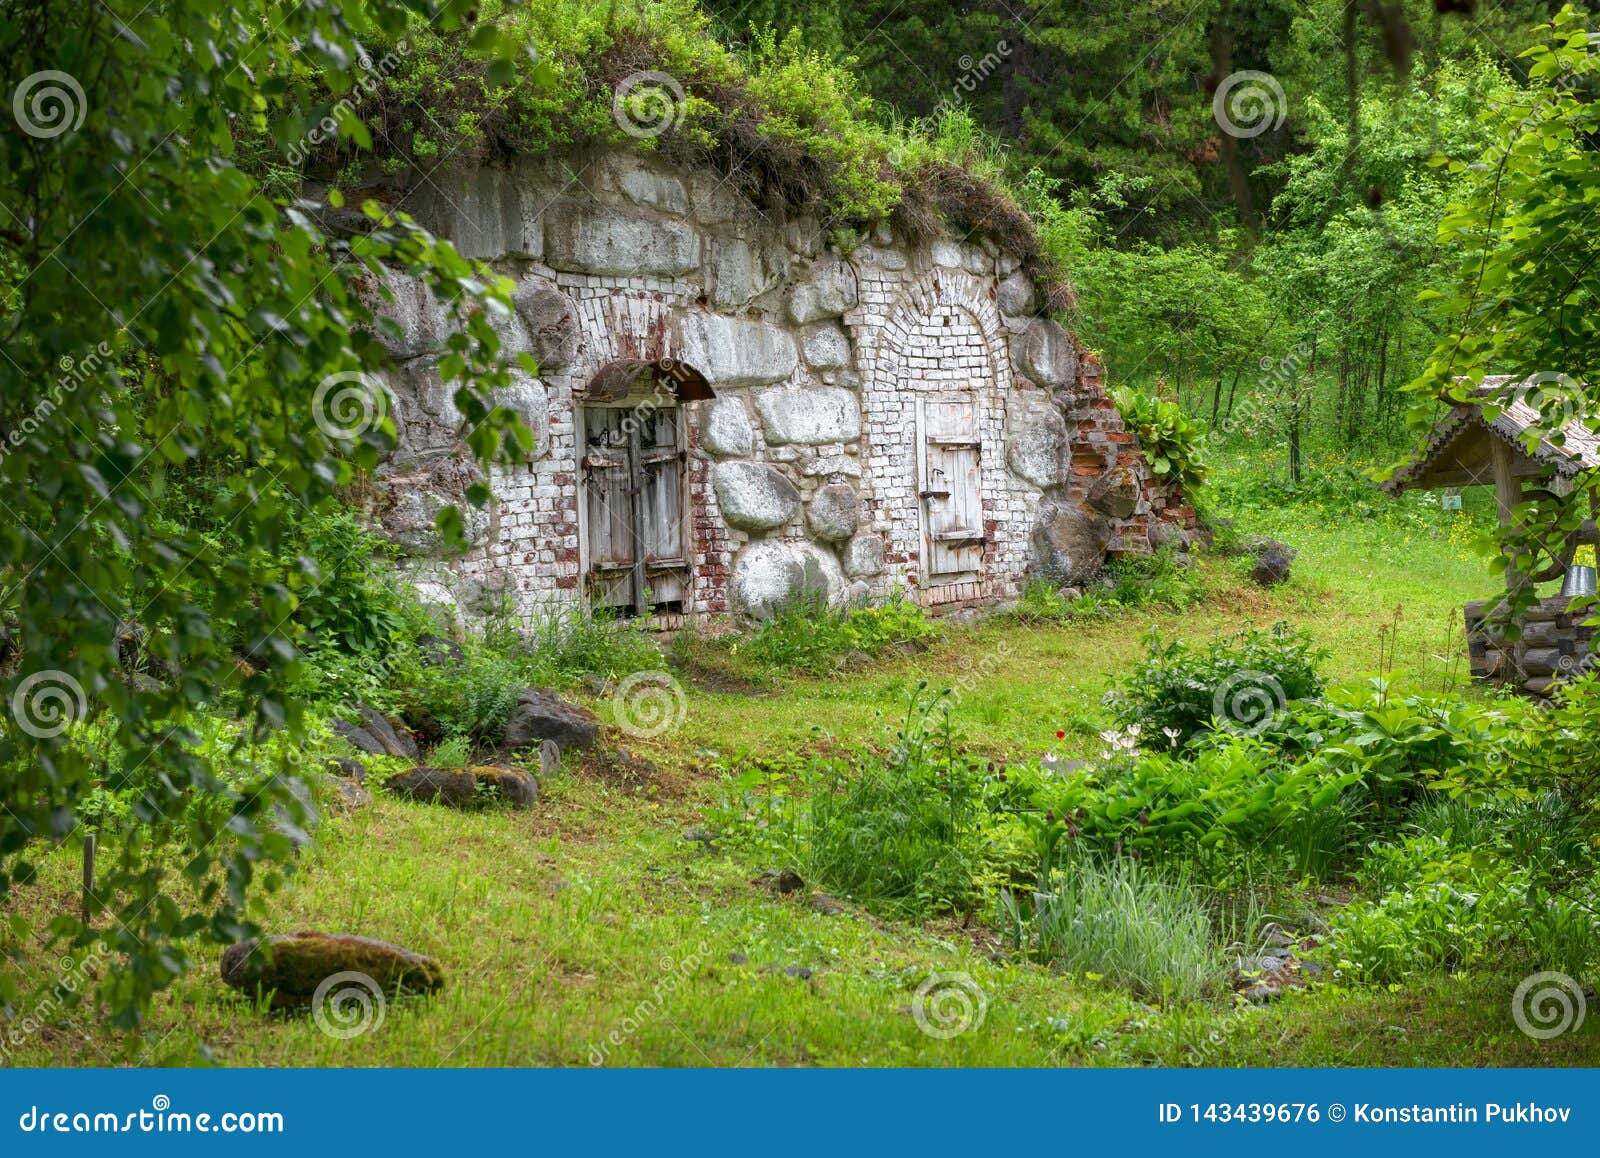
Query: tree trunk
[[1341, 1, 1361, 192]]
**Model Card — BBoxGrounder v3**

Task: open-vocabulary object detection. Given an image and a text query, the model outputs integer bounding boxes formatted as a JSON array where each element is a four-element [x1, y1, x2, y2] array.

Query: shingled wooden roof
[[1382, 375, 1600, 493]]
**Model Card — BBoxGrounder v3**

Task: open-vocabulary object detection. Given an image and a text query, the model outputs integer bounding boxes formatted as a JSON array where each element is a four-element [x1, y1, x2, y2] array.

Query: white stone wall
[[362, 148, 1194, 625]]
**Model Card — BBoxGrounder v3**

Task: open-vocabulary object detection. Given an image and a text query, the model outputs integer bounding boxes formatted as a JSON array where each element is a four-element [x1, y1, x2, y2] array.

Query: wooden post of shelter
[[1488, 435, 1525, 595]]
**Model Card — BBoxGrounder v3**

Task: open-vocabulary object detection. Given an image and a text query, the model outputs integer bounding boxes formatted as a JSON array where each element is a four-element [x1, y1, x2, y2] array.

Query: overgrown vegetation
[[731, 593, 942, 675], [9, 0, 1600, 1068]]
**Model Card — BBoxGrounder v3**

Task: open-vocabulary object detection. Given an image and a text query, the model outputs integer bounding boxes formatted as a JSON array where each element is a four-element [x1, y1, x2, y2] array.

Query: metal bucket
[[1560, 565, 1597, 598]]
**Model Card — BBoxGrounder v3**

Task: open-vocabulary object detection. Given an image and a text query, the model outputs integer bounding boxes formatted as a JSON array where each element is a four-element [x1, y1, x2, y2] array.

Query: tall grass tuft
[[1032, 857, 1225, 1004]]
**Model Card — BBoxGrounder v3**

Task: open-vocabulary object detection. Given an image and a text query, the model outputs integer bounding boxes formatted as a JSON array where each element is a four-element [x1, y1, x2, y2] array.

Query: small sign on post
[[1441, 487, 1462, 511]]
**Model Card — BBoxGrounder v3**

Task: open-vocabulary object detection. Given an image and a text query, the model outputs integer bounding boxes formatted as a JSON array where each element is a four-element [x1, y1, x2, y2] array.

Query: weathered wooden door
[[918, 397, 985, 580], [581, 405, 689, 615]]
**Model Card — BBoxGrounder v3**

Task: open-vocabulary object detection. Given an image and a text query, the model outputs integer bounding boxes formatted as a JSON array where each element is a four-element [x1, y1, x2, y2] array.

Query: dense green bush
[[399, 635, 528, 745], [1327, 836, 1600, 984], [1025, 733, 1363, 880], [1105, 623, 1327, 748], [717, 689, 987, 917], [1111, 386, 1209, 492]]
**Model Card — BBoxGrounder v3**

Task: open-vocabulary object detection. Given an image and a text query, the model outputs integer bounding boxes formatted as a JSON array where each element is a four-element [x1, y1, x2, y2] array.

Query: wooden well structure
[[1382, 377, 1600, 694]]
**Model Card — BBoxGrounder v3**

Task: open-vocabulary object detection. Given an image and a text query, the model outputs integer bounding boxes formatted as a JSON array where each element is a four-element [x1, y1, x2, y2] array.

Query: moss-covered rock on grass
[[468, 765, 540, 808], [385, 764, 538, 809], [220, 933, 445, 1008]]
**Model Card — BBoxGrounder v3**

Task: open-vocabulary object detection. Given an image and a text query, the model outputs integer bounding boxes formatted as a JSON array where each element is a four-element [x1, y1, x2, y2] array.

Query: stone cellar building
[[362, 148, 1198, 625]]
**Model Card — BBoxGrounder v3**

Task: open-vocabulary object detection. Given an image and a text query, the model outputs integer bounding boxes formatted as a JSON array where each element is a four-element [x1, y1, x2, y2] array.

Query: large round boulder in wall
[[996, 271, 1037, 319], [1087, 464, 1141, 520], [542, 203, 700, 278], [842, 534, 885, 579], [800, 323, 852, 371], [806, 483, 860, 542], [384, 482, 492, 558], [755, 386, 861, 446], [786, 255, 858, 324], [1004, 390, 1069, 490], [675, 313, 798, 389], [1032, 500, 1110, 585], [732, 540, 804, 620], [793, 542, 846, 607], [1014, 319, 1079, 388], [713, 462, 800, 532], [510, 283, 579, 372], [491, 372, 551, 462], [701, 396, 754, 458]]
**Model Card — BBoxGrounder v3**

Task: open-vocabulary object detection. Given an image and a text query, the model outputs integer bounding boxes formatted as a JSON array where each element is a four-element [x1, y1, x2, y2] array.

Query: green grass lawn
[[9, 498, 1599, 1068]]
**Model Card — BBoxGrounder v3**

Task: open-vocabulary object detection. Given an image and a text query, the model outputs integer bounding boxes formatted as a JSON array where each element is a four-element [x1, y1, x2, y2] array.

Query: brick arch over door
[[856, 269, 1028, 606]]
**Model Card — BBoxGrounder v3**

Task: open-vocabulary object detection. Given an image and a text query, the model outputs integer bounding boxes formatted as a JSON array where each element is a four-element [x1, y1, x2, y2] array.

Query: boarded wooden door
[[918, 398, 984, 579], [582, 405, 688, 615]]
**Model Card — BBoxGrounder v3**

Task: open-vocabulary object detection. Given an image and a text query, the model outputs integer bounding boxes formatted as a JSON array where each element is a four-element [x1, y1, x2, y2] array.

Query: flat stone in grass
[[467, 765, 539, 808], [502, 688, 600, 751], [220, 932, 444, 1009], [385, 765, 539, 809], [385, 766, 477, 808], [326, 757, 366, 783], [320, 774, 372, 812]]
